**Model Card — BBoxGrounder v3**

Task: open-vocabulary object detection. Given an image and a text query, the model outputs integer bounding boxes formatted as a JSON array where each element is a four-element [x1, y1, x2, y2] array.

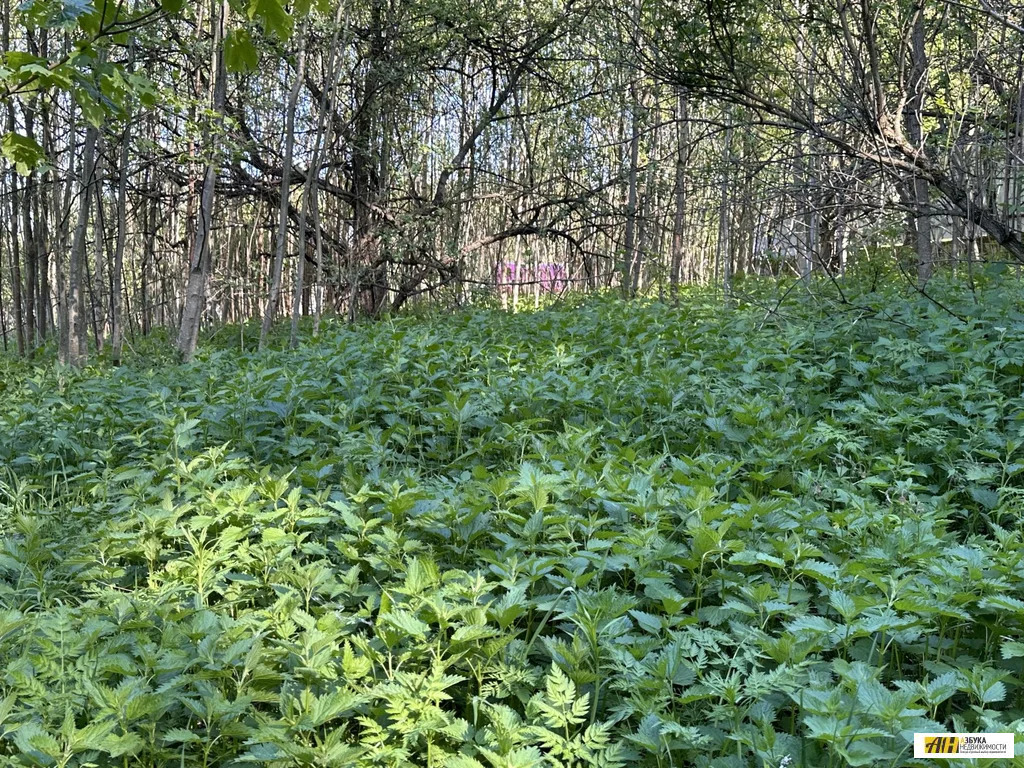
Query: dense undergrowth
[[2, 280, 1024, 767]]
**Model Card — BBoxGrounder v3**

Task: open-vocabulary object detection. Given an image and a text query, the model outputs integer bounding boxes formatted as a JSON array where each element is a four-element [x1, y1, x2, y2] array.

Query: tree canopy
[[2, 0, 1024, 359]]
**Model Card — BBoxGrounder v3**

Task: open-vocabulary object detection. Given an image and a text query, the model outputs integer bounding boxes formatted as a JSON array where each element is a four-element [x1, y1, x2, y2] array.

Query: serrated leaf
[[382, 609, 430, 637]]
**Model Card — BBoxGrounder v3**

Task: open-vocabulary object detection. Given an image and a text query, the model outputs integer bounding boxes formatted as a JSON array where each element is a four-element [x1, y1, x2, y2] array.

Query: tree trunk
[[112, 121, 130, 365], [38, 62, 55, 340], [717, 116, 733, 300], [351, 0, 386, 317], [92, 141, 106, 354], [906, 0, 933, 284], [623, 78, 641, 297], [21, 107, 38, 351], [4, 0, 25, 356], [7, 172, 25, 357], [261, 25, 307, 349], [176, 0, 228, 362], [303, 0, 347, 341], [670, 90, 689, 302], [794, 0, 816, 280], [63, 123, 97, 367]]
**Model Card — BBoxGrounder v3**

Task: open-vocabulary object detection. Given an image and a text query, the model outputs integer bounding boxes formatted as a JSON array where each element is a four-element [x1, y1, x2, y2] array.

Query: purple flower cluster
[[495, 261, 568, 294]]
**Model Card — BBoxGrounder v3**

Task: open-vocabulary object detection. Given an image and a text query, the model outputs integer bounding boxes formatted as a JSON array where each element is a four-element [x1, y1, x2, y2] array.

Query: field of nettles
[[2, 282, 1024, 767]]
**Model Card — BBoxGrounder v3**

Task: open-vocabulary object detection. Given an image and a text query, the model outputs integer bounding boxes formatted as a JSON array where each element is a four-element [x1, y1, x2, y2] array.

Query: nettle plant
[[1, 280, 1024, 767]]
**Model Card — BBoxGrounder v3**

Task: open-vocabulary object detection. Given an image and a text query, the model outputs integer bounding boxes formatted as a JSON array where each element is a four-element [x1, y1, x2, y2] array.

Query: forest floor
[[1, 280, 1024, 767]]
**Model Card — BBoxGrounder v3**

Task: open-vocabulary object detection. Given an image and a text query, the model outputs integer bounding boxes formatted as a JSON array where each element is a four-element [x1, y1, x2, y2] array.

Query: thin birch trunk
[[261, 25, 307, 349], [176, 0, 228, 361], [907, 0, 933, 284], [112, 119, 130, 365], [64, 123, 97, 367], [670, 90, 688, 303]]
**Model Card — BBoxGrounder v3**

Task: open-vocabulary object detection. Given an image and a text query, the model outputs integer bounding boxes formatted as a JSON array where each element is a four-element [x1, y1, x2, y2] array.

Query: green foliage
[[3, 282, 1024, 766], [246, 0, 293, 38], [2, 0, 314, 172], [0, 132, 45, 175], [225, 29, 261, 73]]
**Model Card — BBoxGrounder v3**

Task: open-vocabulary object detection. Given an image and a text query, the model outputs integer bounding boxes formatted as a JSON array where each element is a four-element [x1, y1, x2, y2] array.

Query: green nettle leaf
[[6, 286, 1024, 767], [1, 132, 45, 175], [981, 681, 1006, 704], [163, 728, 203, 744], [225, 28, 259, 72], [12, 722, 61, 761], [382, 609, 430, 638], [968, 485, 1000, 509], [341, 641, 372, 679], [978, 594, 1024, 615], [403, 556, 439, 594], [159, 0, 186, 12], [1001, 640, 1024, 660]]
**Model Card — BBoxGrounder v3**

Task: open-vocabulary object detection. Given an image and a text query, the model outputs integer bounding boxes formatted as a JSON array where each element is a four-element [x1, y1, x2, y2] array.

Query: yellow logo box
[[914, 733, 1014, 759]]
